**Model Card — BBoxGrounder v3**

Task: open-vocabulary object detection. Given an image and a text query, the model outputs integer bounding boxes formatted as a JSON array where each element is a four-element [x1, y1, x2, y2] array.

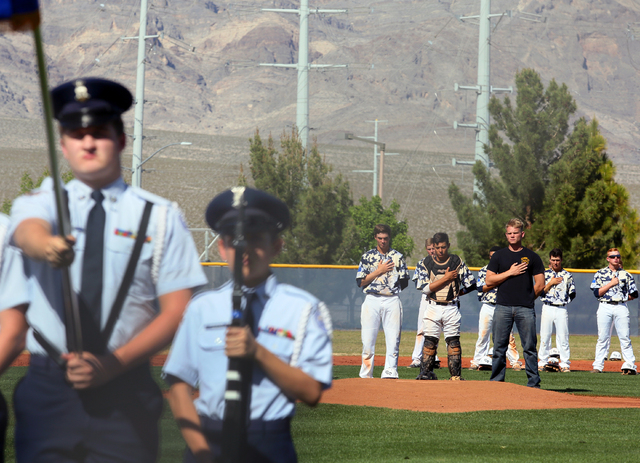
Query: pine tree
[[449, 68, 577, 266], [340, 196, 414, 264], [529, 118, 640, 268], [247, 128, 353, 265], [449, 68, 640, 268]]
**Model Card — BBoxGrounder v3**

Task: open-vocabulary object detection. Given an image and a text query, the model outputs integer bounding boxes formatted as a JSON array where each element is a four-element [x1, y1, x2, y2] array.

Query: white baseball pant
[[410, 298, 427, 362], [422, 299, 460, 339], [538, 304, 570, 369], [360, 294, 403, 378], [593, 302, 637, 372]]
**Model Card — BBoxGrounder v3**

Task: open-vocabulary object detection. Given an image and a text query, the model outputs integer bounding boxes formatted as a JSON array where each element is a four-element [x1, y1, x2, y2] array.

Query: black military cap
[[51, 78, 133, 130], [206, 187, 290, 235]]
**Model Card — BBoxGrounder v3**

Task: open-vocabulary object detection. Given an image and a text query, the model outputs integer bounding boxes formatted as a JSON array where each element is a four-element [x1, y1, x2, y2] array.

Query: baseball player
[[357, 224, 409, 379], [590, 248, 638, 375], [470, 246, 523, 371], [538, 248, 576, 373], [409, 238, 436, 368], [414, 232, 476, 381]]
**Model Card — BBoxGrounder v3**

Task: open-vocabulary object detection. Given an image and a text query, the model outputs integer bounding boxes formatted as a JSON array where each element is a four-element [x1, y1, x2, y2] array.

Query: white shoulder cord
[[151, 204, 168, 286], [0, 223, 7, 267], [290, 301, 333, 367]]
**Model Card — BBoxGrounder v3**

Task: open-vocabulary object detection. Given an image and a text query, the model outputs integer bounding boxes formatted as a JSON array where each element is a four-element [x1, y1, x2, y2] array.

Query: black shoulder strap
[[32, 329, 65, 368], [101, 200, 154, 344]]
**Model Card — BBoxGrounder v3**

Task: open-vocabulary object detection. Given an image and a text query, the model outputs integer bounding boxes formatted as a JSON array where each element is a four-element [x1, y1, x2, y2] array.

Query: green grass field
[[2, 331, 639, 462]]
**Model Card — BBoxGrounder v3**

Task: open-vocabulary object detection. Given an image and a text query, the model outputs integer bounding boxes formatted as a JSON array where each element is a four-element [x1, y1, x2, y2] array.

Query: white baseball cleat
[[381, 368, 399, 379]]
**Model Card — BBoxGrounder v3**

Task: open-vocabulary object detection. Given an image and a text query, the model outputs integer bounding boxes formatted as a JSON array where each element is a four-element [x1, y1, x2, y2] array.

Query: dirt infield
[[12, 354, 640, 413], [320, 379, 640, 413], [326, 355, 640, 413]]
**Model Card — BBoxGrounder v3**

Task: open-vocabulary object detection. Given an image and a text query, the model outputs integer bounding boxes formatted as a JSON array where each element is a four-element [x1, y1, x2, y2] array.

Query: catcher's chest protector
[[425, 255, 462, 302]]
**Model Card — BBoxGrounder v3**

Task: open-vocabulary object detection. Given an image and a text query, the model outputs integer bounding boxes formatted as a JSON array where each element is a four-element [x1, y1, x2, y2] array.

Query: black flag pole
[[221, 186, 252, 463], [33, 25, 83, 354]]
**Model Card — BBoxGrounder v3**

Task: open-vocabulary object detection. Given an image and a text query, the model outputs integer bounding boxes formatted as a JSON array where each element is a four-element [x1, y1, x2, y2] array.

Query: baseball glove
[[543, 360, 561, 372]]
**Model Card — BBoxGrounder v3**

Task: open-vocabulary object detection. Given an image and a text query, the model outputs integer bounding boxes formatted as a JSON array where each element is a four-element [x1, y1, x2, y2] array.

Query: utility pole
[[365, 119, 387, 197], [453, 0, 511, 200], [121, 0, 161, 187], [261, 0, 347, 152], [345, 132, 389, 200]]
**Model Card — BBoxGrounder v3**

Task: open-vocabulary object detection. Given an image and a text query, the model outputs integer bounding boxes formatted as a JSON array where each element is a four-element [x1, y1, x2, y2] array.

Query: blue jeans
[[490, 304, 540, 388]]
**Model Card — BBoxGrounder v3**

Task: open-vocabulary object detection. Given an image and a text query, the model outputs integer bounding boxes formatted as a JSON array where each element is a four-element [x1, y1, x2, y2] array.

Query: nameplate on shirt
[[114, 229, 152, 242]]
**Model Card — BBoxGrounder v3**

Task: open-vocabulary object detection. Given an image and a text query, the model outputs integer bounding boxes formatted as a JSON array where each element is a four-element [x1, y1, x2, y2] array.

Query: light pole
[[345, 132, 387, 201], [125, 142, 192, 186]]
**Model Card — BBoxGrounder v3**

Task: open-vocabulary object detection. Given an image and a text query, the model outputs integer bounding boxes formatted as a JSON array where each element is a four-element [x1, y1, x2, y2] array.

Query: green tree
[[249, 129, 305, 214], [247, 129, 353, 265], [528, 118, 640, 268], [449, 68, 640, 268], [1, 168, 74, 214], [341, 195, 415, 264], [449, 68, 577, 266]]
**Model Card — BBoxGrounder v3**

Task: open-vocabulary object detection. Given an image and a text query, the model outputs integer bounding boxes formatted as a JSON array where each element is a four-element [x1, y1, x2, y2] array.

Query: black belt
[[549, 303, 567, 307], [428, 299, 458, 307], [604, 301, 623, 305]]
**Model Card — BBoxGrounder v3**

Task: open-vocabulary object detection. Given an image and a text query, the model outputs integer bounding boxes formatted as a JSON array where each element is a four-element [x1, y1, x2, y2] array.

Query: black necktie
[[80, 190, 106, 353], [243, 291, 256, 335]]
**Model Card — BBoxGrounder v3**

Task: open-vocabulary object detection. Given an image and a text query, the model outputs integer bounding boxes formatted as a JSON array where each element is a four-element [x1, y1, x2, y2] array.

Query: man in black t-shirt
[[486, 218, 545, 388]]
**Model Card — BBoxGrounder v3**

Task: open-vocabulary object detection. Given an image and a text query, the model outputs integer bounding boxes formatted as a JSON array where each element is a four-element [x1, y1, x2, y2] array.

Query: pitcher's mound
[[321, 378, 640, 413]]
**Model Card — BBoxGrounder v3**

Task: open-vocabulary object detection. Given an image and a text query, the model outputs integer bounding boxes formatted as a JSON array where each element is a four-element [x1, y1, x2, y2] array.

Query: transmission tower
[[260, 0, 348, 152], [453, 0, 512, 200]]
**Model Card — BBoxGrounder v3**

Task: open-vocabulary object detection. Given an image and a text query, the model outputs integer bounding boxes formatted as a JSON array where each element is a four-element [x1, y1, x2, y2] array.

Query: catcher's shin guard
[[446, 336, 462, 378], [417, 336, 439, 379]]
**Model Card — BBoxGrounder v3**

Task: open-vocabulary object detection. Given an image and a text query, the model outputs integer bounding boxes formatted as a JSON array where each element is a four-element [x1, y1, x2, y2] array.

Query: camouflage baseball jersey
[[356, 248, 408, 296], [411, 255, 431, 285], [414, 254, 475, 303], [540, 268, 576, 306], [590, 267, 638, 303], [476, 265, 498, 304]]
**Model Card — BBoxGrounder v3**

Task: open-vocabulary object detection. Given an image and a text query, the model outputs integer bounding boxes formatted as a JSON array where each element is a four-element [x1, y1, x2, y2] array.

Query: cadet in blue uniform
[[0, 213, 29, 463], [163, 187, 333, 463], [4, 78, 207, 462]]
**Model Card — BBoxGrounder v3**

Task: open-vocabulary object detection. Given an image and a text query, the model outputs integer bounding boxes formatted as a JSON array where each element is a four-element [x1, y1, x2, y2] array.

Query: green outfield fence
[[200, 263, 640, 336]]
